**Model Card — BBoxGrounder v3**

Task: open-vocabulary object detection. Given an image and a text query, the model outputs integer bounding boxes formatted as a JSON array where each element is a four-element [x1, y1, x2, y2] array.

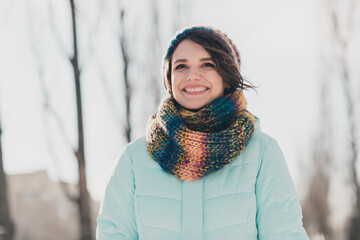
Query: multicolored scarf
[[146, 90, 255, 181]]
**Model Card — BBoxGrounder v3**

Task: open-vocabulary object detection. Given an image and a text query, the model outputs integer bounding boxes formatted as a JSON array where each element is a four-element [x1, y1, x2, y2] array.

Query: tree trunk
[[301, 74, 333, 239], [339, 50, 360, 240], [341, 54, 360, 240], [119, 9, 131, 143], [69, 0, 92, 239], [151, 0, 161, 106], [0, 121, 14, 240], [327, 0, 360, 238]]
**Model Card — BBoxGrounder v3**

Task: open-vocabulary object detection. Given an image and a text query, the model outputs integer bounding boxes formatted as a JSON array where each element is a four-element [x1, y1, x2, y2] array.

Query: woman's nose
[[186, 68, 201, 81]]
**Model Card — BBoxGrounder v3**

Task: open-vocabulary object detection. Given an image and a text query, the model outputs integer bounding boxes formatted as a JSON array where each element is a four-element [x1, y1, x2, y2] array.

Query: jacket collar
[[254, 116, 261, 131]]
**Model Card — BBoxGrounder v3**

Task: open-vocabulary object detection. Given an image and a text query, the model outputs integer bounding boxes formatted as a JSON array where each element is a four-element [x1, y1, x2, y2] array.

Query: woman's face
[[171, 39, 225, 110]]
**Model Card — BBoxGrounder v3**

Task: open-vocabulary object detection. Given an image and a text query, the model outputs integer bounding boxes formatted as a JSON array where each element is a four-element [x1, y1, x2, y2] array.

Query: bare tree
[[118, 7, 132, 143], [150, 0, 162, 107], [69, 0, 93, 239], [37, 0, 96, 239], [0, 5, 16, 238], [28, 0, 104, 238], [325, 0, 359, 239], [48, 1, 95, 238], [302, 68, 333, 239], [0, 120, 14, 240], [302, 140, 333, 240], [27, 0, 71, 189]]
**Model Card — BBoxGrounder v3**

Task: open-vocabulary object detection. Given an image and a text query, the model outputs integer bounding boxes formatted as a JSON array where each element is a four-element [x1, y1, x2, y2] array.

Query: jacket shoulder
[[118, 136, 160, 169], [123, 136, 147, 152], [117, 136, 147, 161], [248, 127, 275, 150]]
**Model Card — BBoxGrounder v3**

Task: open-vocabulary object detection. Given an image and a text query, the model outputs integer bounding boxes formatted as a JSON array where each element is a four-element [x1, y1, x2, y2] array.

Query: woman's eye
[[175, 64, 187, 70], [203, 62, 215, 68]]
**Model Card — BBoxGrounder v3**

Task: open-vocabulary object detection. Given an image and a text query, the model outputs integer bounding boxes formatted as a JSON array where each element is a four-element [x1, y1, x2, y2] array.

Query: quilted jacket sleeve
[[96, 146, 138, 240], [255, 138, 309, 240]]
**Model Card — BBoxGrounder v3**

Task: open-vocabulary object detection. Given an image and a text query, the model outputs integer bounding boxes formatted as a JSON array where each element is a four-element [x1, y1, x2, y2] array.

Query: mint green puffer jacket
[[96, 120, 309, 240]]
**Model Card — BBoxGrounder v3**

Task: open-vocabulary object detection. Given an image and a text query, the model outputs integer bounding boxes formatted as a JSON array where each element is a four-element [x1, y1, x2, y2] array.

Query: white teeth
[[184, 87, 207, 92]]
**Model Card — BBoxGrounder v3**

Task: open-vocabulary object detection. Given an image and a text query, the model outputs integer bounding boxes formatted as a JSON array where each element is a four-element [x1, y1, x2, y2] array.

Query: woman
[[97, 26, 309, 240]]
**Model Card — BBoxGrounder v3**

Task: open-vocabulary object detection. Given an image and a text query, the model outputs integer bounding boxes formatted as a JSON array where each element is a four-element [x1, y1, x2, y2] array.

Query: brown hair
[[163, 28, 255, 95]]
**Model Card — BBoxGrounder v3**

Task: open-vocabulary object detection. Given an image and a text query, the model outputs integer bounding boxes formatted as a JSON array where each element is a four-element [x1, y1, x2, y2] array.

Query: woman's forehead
[[172, 40, 211, 63]]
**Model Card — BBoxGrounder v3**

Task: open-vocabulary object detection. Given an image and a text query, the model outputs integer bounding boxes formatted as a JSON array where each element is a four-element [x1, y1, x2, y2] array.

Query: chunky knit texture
[[146, 91, 255, 181]]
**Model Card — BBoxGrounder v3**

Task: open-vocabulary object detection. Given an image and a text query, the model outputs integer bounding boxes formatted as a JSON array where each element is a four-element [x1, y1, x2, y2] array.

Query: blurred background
[[0, 0, 359, 239]]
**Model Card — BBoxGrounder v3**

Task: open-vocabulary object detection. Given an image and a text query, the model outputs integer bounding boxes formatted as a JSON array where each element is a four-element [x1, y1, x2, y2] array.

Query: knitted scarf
[[146, 90, 255, 181]]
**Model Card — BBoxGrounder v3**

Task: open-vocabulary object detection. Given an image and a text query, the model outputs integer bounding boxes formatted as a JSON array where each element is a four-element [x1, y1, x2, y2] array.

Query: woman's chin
[[179, 101, 208, 111]]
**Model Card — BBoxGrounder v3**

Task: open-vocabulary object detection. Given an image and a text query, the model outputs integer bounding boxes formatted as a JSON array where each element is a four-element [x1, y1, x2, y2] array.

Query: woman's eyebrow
[[200, 57, 213, 61], [173, 59, 187, 64], [173, 57, 213, 64]]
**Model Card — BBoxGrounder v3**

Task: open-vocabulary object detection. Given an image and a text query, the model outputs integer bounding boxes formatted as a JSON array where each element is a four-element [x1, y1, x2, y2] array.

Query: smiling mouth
[[183, 86, 209, 93]]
